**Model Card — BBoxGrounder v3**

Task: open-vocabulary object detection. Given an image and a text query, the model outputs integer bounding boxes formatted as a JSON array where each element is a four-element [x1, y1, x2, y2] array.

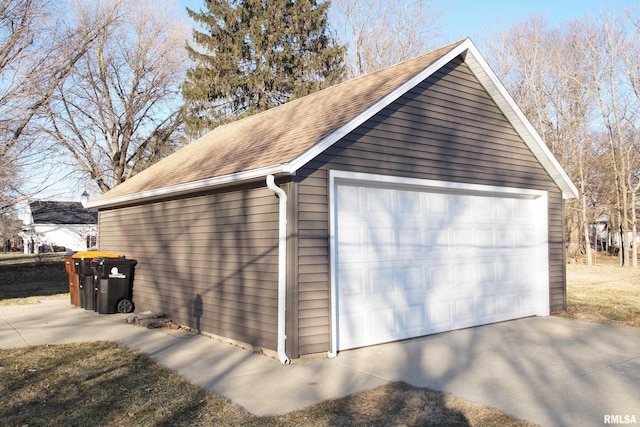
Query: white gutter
[[85, 164, 290, 209], [266, 174, 291, 365]]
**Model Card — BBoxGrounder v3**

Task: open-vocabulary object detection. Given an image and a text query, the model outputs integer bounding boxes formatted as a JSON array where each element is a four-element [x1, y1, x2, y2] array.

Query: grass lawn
[[556, 254, 640, 328]]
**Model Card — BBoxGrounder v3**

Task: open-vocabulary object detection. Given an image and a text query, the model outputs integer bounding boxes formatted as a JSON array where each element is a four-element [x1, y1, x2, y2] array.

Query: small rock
[[136, 311, 163, 320], [139, 318, 167, 329]]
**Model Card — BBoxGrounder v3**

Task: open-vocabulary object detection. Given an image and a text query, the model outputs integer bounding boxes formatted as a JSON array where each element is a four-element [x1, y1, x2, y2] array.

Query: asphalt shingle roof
[[30, 201, 97, 225], [93, 40, 466, 204]]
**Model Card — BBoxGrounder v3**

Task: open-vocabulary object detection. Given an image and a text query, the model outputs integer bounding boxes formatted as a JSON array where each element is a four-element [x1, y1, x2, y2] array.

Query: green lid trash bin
[[93, 257, 137, 314]]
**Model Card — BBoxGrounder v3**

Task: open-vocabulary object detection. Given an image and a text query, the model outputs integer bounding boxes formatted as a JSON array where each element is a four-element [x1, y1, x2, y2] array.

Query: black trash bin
[[93, 257, 137, 314], [72, 252, 124, 311]]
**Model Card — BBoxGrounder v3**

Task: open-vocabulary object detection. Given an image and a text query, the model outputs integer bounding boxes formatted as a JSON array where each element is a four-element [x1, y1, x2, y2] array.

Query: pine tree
[[182, 0, 346, 137]]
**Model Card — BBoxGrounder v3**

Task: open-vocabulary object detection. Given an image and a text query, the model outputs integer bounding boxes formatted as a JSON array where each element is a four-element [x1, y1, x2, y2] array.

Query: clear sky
[[433, 0, 622, 44], [179, 0, 629, 50], [33, 0, 633, 202]]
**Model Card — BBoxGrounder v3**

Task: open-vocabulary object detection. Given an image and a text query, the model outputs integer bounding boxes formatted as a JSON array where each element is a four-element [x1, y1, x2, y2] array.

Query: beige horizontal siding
[[99, 184, 280, 350]]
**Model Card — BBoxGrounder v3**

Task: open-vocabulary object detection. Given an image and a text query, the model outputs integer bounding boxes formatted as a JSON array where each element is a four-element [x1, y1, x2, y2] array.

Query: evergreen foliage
[[183, 0, 346, 137]]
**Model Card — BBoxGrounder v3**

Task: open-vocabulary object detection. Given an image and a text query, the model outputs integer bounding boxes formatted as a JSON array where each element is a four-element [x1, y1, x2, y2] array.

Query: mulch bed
[[0, 261, 68, 299]]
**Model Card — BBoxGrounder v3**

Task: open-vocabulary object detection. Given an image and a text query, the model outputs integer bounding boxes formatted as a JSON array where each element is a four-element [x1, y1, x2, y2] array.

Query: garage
[[330, 171, 549, 350], [93, 39, 577, 361]]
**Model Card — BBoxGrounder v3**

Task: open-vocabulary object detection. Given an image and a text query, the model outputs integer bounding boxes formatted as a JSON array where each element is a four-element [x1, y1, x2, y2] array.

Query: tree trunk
[[632, 191, 638, 267], [582, 192, 592, 265]]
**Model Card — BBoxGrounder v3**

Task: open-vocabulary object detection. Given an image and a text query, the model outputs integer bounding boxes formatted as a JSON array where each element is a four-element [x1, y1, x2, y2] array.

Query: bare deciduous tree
[[489, 11, 640, 267], [579, 13, 638, 266], [551, 23, 599, 266], [41, 0, 189, 194], [0, 0, 122, 211], [1, 0, 60, 213], [487, 16, 589, 262], [330, 0, 443, 77], [622, 9, 640, 266]]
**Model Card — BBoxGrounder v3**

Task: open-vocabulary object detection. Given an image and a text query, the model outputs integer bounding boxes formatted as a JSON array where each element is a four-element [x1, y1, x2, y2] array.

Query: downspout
[[266, 175, 291, 365]]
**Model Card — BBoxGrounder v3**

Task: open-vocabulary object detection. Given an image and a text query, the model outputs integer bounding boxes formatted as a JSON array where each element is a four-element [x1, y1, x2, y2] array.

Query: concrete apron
[[1, 300, 639, 427], [333, 317, 640, 427]]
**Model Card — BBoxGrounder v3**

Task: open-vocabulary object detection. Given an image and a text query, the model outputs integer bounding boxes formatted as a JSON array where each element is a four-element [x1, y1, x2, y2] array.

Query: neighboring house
[[87, 38, 578, 363], [21, 201, 98, 253], [591, 214, 611, 251], [591, 214, 640, 253]]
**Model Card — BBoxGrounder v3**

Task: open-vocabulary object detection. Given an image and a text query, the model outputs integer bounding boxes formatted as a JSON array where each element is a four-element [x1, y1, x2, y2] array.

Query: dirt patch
[[0, 255, 68, 300]]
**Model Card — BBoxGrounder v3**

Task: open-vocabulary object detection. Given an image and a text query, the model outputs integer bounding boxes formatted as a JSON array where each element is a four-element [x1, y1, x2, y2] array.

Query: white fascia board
[[287, 39, 474, 173], [85, 164, 289, 209], [463, 43, 579, 200], [290, 38, 578, 200]]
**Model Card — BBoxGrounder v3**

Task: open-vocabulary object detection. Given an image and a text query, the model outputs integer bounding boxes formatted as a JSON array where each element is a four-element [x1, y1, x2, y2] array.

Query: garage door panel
[[454, 299, 475, 323], [397, 266, 424, 292], [366, 228, 394, 253], [425, 193, 448, 215], [454, 263, 477, 288], [401, 304, 427, 331], [498, 293, 520, 314], [429, 300, 452, 326], [428, 264, 452, 289], [337, 267, 364, 297], [337, 185, 361, 212], [477, 295, 497, 318], [368, 266, 394, 295], [333, 178, 548, 351], [396, 190, 422, 215], [398, 228, 425, 252]]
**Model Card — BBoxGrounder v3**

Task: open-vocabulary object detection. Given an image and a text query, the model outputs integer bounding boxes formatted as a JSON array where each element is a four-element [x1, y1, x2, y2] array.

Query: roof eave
[[288, 39, 471, 173], [289, 38, 578, 200], [462, 43, 579, 200], [90, 38, 578, 208], [86, 164, 292, 209]]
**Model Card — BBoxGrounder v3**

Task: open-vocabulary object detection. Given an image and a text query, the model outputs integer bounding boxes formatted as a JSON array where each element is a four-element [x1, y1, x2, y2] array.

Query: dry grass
[[0, 253, 66, 266], [0, 293, 68, 306], [0, 342, 535, 427], [557, 254, 640, 328]]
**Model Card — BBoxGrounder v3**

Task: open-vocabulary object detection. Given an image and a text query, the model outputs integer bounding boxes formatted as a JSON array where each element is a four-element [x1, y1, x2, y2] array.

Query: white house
[[21, 201, 98, 253]]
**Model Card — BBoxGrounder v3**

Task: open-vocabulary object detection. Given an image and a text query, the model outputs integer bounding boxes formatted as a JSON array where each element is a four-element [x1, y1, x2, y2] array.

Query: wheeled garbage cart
[[72, 251, 124, 311], [64, 255, 80, 307], [92, 257, 137, 314]]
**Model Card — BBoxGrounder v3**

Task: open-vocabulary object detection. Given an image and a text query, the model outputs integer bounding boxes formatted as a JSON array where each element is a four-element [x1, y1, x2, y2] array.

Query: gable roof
[[30, 201, 98, 225], [88, 38, 578, 209]]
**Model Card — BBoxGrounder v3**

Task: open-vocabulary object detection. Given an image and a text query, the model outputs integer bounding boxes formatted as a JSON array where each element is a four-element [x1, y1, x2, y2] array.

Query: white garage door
[[330, 172, 549, 351]]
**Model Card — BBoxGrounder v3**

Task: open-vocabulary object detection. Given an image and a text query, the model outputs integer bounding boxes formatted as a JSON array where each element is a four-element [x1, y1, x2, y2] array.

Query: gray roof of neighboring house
[[30, 201, 97, 225]]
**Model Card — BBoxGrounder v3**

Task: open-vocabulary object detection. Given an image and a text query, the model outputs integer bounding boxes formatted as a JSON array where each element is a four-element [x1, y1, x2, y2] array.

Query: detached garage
[[87, 38, 578, 363]]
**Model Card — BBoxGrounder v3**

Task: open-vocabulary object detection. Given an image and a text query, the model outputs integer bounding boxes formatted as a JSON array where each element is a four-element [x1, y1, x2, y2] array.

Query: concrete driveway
[[1, 299, 639, 427]]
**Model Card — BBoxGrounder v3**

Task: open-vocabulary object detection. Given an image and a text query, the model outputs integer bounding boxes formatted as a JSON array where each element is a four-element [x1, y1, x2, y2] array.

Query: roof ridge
[[90, 39, 482, 207], [209, 38, 469, 132]]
